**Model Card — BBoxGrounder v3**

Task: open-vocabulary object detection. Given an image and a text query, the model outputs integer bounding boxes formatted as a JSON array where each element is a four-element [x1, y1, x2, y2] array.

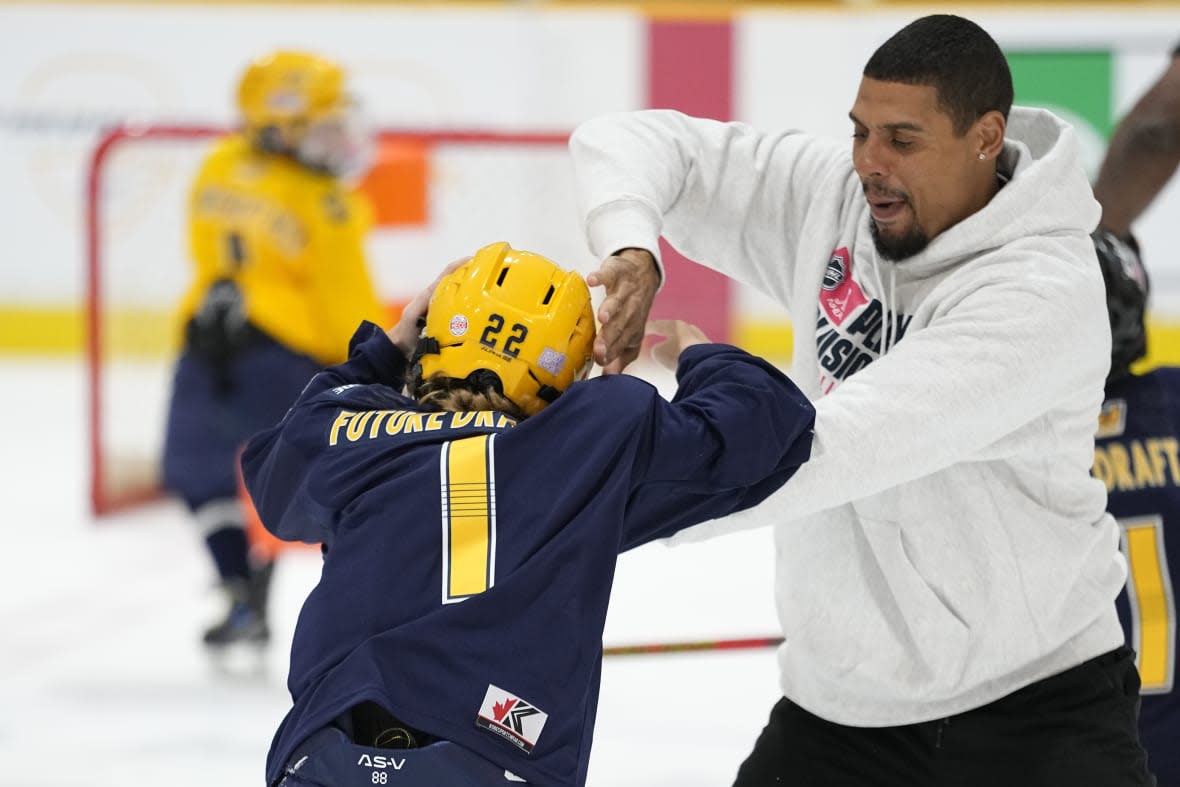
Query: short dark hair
[[863, 15, 1013, 135]]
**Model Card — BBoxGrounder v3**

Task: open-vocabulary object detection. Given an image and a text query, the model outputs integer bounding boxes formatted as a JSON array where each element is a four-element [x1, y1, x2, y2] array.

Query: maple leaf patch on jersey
[[476, 684, 548, 753]]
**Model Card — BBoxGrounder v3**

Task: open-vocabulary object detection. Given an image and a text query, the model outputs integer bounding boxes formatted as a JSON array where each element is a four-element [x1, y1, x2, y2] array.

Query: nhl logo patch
[[449, 314, 469, 337], [818, 247, 867, 326], [822, 252, 847, 291], [476, 684, 548, 754]]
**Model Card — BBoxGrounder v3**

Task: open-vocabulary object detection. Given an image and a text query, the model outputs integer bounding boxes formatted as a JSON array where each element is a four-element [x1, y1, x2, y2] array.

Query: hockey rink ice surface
[[1, 357, 785, 786]]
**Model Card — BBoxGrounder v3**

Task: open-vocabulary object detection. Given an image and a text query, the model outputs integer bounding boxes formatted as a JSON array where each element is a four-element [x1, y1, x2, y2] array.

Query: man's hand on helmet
[[587, 248, 660, 375]]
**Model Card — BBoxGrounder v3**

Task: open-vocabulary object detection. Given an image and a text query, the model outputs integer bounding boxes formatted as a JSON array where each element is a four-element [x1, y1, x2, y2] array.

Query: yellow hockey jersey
[[179, 134, 386, 366]]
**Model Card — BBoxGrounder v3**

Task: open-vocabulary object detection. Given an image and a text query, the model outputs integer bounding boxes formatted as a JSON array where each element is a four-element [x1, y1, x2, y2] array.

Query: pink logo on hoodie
[[820, 248, 867, 325]]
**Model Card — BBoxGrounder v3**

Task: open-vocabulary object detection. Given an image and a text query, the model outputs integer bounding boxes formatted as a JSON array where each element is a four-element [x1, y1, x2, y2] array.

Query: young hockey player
[[1091, 41, 1180, 784], [163, 49, 385, 652], [241, 241, 815, 786]]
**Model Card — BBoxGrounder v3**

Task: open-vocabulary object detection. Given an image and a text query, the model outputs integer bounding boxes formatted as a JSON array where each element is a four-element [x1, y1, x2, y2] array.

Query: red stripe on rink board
[[646, 19, 733, 343]]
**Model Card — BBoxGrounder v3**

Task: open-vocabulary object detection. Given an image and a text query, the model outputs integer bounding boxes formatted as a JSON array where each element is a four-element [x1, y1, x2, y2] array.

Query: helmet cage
[[237, 50, 369, 176], [295, 100, 374, 180]]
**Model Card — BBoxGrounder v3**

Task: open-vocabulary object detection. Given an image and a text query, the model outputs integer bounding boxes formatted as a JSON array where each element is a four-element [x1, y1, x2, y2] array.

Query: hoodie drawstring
[[867, 259, 898, 358]]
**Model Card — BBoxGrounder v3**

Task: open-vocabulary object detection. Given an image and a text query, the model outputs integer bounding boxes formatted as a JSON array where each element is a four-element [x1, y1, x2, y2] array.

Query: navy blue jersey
[[1095, 367, 1180, 785], [242, 322, 814, 787]]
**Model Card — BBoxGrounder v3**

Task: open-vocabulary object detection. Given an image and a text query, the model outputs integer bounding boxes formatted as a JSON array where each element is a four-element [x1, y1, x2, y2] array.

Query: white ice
[[0, 357, 784, 786]]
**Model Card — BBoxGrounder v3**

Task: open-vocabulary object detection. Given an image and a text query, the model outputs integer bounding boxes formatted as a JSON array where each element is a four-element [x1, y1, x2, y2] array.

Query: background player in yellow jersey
[[163, 49, 386, 654]]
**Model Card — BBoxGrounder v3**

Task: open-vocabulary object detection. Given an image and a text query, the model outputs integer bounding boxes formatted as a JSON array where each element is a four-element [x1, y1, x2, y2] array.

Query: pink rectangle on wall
[[646, 19, 733, 343]]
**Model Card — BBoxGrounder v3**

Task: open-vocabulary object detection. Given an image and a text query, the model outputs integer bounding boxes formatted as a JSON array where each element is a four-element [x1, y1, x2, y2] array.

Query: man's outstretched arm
[[1093, 47, 1180, 237]]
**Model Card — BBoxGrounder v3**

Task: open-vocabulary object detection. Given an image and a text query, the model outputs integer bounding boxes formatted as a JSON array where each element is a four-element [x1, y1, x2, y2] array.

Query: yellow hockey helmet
[[236, 50, 370, 177], [416, 242, 596, 417], [237, 50, 344, 142]]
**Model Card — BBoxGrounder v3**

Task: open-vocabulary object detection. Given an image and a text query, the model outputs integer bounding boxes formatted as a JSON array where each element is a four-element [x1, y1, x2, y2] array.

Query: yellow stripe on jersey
[[441, 434, 496, 603], [1121, 516, 1176, 693]]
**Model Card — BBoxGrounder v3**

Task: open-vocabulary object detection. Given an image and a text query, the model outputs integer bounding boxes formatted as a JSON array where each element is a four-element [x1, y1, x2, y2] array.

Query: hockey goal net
[[86, 124, 587, 516]]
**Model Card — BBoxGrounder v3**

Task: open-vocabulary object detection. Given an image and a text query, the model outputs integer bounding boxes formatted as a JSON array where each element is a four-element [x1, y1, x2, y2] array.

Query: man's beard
[[869, 219, 930, 261]]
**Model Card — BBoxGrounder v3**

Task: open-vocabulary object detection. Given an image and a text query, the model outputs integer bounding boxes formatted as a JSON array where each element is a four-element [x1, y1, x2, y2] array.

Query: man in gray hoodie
[[569, 14, 1155, 787]]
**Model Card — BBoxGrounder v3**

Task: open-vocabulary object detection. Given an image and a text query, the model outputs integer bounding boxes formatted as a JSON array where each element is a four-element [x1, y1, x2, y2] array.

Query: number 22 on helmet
[[414, 242, 596, 417]]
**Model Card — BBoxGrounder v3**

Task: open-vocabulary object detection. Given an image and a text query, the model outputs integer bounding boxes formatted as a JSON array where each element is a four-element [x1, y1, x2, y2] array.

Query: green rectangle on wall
[[1007, 49, 1113, 178]]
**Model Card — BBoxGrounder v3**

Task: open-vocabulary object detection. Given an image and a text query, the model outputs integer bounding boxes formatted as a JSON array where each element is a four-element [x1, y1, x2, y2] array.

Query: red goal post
[[85, 124, 581, 517]]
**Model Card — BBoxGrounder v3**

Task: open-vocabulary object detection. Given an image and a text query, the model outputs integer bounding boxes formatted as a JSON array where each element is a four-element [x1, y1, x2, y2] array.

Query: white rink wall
[[2, 3, 1180, 338], [0, 4, 644, 304]]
